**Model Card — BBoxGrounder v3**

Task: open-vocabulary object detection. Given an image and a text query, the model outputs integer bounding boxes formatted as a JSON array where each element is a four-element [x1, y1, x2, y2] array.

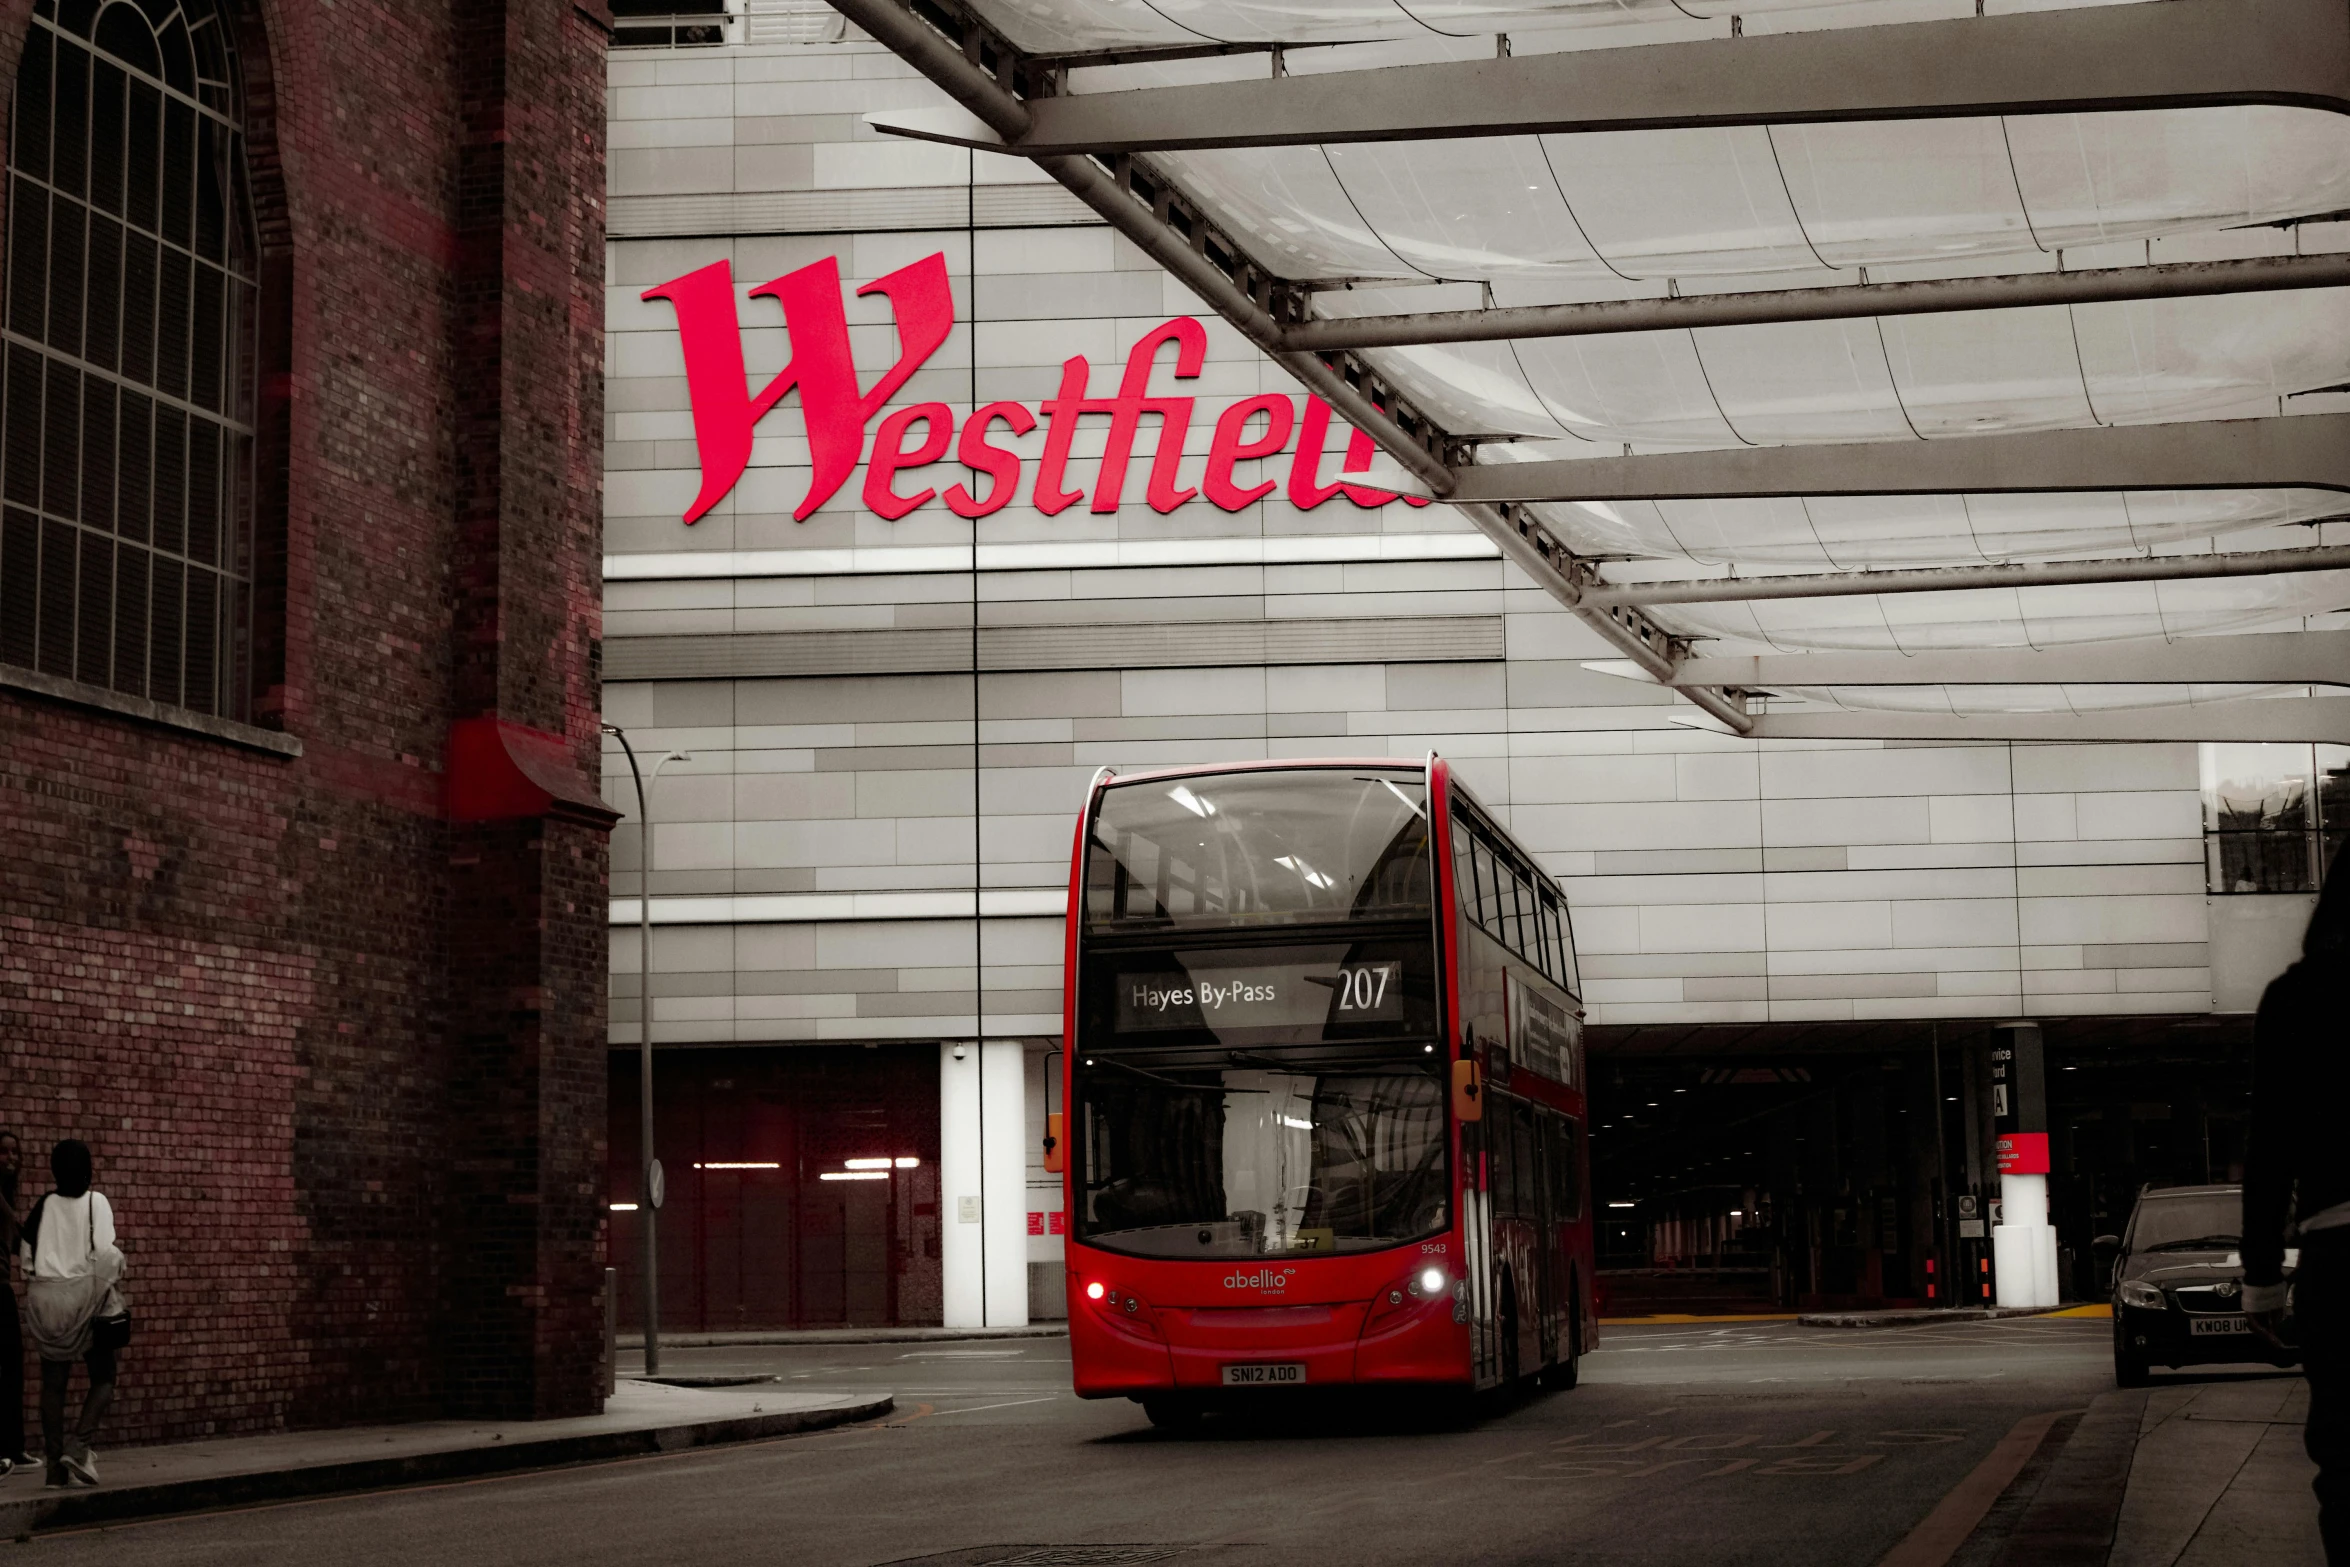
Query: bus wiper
[[2144, 1235, 2242, 1251]]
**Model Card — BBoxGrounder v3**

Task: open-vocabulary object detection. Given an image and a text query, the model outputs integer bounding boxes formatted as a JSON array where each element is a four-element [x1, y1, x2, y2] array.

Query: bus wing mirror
[[1043, 1111, 1065, 1174], [1451, 1060, 1483, 1123]]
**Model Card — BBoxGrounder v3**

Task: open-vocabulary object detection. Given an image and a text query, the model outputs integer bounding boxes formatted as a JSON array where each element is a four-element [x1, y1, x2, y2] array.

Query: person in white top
[[19, 1141, 122, 1489]]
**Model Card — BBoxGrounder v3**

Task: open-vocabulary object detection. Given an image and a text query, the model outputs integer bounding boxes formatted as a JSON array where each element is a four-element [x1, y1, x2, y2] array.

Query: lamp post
[[602, 722, 691, 1377]]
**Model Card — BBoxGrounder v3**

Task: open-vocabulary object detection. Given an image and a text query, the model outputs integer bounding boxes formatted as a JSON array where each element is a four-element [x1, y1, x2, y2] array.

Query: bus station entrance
[[1586, 1016, 2256, 1315]]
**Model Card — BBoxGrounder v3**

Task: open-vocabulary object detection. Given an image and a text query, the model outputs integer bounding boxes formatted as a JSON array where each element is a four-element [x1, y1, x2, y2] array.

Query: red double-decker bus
[[1050, 757, 1593, 1425]]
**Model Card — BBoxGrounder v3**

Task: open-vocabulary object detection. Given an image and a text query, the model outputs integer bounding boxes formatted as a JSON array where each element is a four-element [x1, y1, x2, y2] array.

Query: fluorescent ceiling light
[[1272, 854, 1333, 888], [820, 1171, 891, 1182], [1168, 784, 1215, 818], [695, 1161, 780, 1170]]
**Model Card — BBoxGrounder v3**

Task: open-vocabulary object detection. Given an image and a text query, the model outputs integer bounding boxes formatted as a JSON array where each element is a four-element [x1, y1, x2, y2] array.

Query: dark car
[[2103, 1182, 2298, 1386]]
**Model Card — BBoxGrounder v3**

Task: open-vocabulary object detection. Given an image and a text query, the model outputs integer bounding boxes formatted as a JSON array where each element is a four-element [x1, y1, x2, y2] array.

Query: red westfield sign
[[645, 253, 1426, 526]]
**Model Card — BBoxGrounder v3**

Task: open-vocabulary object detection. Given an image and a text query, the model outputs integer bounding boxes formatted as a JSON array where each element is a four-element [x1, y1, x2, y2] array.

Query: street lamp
[[602, 722, 691, 1377]]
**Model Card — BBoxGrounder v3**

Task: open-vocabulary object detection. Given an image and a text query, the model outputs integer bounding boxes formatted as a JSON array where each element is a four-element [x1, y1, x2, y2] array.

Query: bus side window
[[1539, 891, 1564, 988], [1522, 864, 1541, 963], [1451, 820, 1476, 928], [1514, 1103, 1538, 1225], [1556, 1117, 1583, 1223], [1471, 835, 1497, 936]]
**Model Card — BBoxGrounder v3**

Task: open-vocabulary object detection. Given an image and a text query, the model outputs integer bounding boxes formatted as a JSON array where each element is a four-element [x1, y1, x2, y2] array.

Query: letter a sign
[[644, 254, 953, 524]]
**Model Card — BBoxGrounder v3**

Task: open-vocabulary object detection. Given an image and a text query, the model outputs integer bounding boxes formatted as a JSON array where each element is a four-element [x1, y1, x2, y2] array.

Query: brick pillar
[[439, 0, 615, 1421]]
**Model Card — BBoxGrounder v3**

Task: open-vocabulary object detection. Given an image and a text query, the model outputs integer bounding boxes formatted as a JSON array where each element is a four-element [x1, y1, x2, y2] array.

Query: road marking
[[1875, 1408, 2080, 1567], [922, 1395, 1061, 1417]]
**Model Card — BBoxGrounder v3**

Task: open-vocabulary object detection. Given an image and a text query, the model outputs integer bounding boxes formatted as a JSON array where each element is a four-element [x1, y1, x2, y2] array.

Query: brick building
[[1, 0, 614, 1443]]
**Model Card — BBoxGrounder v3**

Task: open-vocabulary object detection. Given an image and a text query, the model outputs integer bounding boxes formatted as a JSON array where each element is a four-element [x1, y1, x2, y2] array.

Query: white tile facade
[[601, 37, 2232, 1049]]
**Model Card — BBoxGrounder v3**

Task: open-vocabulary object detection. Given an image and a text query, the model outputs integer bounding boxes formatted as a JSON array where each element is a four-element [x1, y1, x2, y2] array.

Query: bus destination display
[[1116, 959, 1404, 1032]]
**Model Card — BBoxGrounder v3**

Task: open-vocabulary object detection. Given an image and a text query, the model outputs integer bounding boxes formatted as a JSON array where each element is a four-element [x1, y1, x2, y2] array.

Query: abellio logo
[[645, 253, 1428, 527], [1224, 1267, 1300, 1291]]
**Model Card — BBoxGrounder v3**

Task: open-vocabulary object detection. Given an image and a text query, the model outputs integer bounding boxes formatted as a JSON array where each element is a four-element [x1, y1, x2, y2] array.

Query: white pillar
[[1993, 1173, 2061, 1309], [940, 1040, 1031, 1329], [982, 1040, 1030, 1328]]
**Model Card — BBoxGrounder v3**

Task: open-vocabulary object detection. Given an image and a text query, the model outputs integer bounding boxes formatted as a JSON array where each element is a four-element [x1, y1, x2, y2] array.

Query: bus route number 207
[[1333, 962, 1399, 1015]]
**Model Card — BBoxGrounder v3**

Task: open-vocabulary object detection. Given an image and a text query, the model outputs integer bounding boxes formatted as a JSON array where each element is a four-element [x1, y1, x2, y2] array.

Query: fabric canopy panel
[[1662, 570, 2350, 652], [1161, 109, 2350, 284], [1540, 490, 2349, 568], [970, 0, 2156, 52], [1373, 288, 2350, 445]]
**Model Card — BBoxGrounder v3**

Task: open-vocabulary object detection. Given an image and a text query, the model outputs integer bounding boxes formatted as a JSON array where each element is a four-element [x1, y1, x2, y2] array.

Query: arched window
[[0, 0, 256, 719]]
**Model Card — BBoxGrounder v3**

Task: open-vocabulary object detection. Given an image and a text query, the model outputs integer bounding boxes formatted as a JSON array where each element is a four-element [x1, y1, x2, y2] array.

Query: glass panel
[[2203, 743, 2314, 835], [1362, 334, 1574, 439], [1541, 126, 1818, 280], [1160, 147, 1409, 281], [1087, 767, 1431, 930], [1685, 318, 1914, 446], [1074, 1062, 1448, 1258], [1324, 136, 1606, 280], [2075, 290, 2350, 426], [2009, 107, 2350, 251], [1506, 329, 1740, 448], [1877, 303, 2096, 436], [2202, 742, 2315, 894], [1774, 117, 2033, 268], [1012, 0, 2169, 74]]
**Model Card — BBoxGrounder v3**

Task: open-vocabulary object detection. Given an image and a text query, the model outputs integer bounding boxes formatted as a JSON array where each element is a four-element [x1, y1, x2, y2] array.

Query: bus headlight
[[2118, 1280, 2165, 1311], [1414, 1267, 1447, 1297]]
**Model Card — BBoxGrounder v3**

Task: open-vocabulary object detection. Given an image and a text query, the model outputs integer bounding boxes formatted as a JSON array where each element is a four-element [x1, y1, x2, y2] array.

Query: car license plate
[[1221, 1362, 1306, 1386], [2191, 1315, 2251, 1336]]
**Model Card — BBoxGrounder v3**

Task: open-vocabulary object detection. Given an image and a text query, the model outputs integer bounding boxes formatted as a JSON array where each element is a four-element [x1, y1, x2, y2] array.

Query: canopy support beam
[[1584, 542, 2350, 607], [867, 0, 2350, 156], [1652, 631, 2350, 688], [1734, 697, 2350, 743], [1452, 415, 2350, 504], [1287, 254, 2350, 352]]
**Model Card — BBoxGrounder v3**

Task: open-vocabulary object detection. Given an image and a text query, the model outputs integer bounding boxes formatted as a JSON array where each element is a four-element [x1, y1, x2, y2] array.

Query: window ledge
[[0, 662, 302, 758]]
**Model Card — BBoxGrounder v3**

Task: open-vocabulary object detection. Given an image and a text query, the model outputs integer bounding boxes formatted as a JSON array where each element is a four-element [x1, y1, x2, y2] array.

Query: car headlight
[[2118, 1280, 2165, 1310]]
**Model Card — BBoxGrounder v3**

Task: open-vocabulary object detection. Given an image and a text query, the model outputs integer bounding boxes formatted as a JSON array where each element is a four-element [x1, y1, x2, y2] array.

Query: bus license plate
[[2192, 1316, 2250, 1335], [1221, 1363, 1306, 1386]]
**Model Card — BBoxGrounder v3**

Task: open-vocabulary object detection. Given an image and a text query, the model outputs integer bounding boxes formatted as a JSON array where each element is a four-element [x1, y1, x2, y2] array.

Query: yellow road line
[[1876, 1407, 2081, 1567]]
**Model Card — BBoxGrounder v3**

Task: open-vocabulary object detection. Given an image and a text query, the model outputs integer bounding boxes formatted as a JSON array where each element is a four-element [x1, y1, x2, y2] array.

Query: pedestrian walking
[[2246, 842, 2350, 1561], [0, 1132, 33, 1477], [19, 1141, 123, 1489]]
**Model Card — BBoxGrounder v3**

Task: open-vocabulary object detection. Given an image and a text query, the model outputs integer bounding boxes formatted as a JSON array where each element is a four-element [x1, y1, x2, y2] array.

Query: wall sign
[[646, 253, 1430, 526]]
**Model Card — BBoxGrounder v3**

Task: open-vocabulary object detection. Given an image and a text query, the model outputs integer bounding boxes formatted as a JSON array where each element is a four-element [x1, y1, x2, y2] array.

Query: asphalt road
[[21, 1316, 2186, 1567]]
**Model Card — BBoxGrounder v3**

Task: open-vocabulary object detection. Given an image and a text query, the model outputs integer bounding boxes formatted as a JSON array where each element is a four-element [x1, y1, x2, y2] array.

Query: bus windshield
[[1086, 768, 1432, 932], [1075, 1059, 1448, 1259]]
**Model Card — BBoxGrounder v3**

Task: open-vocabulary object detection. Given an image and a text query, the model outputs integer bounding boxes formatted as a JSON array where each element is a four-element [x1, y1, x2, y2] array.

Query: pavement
[[2, 1316, 2324, 1563], [0, 1379, 889, 1538], [622, 1324, 1069, 1348], [2107, 1377, 2320, 1565], [1801, 1306, 2064, 1329]]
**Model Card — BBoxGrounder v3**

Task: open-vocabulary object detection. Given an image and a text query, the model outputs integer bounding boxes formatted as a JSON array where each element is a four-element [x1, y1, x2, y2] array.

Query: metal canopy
[[835, 0, 2350, 741], [878, 0, 2350, 156]]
